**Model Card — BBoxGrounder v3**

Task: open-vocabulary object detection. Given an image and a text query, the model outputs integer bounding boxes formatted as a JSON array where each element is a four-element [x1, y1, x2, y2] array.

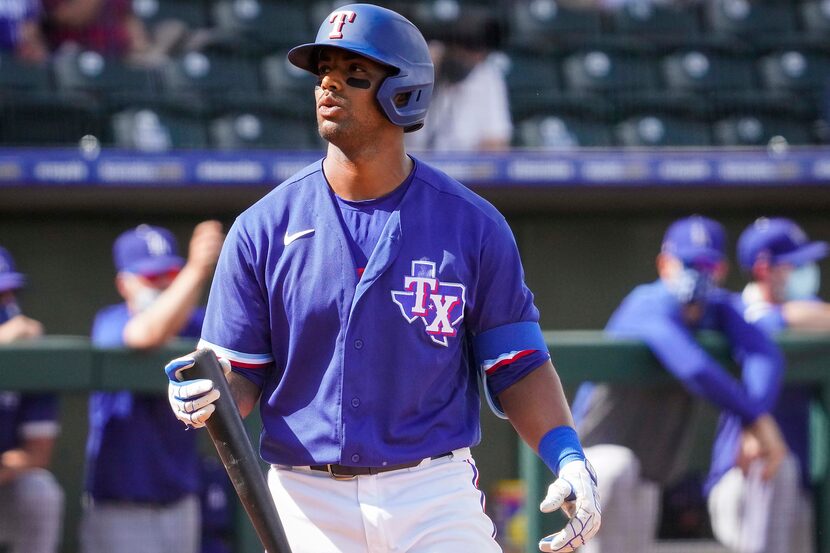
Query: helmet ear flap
[[376, 74, 433, 132]]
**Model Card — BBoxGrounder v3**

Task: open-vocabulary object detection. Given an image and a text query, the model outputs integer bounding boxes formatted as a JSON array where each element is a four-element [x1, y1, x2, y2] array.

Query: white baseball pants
[[708, 454, 813, 553], [267, 448, 501, 553], [79, 493, 200, 553], [578, 444, 661, 553], [0, 469, 64, 553]]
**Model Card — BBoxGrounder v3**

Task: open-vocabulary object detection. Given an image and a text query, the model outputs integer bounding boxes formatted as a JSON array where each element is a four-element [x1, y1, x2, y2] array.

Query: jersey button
[[351, 454, 360, 463], [351, 397, 360, 408], [354, 339, 364, 349]]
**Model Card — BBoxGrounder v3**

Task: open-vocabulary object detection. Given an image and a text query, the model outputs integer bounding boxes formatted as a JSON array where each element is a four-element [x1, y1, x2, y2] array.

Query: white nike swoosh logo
[[283, 229, 315, 246]]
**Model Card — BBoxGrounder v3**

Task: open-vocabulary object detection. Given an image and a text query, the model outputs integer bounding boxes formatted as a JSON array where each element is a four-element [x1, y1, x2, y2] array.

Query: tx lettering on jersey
[[391, 260, 466, 347]]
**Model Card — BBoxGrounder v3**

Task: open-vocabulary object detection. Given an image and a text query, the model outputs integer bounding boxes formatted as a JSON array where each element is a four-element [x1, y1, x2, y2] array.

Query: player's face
[[314, 48, 393, 143]]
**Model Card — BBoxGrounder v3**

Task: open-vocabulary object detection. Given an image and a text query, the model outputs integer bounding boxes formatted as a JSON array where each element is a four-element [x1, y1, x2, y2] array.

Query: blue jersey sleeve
[[200, 220, 273, 387], [18, 394, 60, 439], [468, 217, 550, 413], [717, 300, 784, 415], [608, 287, 774, 425]]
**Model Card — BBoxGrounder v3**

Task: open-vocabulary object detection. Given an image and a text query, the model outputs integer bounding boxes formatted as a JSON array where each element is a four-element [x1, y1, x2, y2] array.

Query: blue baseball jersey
[[200, 157, 550, 467], [572, 280, 784, 490], [85, 303, 204, 503], [730, 283, 813, 488], [0, 305, 60, 454], [0, 392, 59, 454]]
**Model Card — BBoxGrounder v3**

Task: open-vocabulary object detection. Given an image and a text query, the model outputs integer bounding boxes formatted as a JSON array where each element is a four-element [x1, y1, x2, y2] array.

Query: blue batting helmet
[[288, 3, 434, 132]]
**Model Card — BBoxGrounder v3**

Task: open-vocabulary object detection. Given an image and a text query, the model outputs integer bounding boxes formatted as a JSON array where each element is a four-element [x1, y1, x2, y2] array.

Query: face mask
[[784, 263, 820, 301], [134, 287, 162, 312], [666, 266, 715, 304]]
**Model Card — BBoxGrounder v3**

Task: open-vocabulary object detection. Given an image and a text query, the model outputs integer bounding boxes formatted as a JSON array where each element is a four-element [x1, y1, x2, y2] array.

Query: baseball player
[[165, 5, 600, 553], [571, 215, 787, 553], [706, 217, 826, 553], [0, 245, 63, 553], [81, 222, 223, 553]]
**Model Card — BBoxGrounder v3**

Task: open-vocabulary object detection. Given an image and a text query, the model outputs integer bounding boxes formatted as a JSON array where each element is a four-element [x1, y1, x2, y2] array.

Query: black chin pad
[[346, 77, 371, 89]]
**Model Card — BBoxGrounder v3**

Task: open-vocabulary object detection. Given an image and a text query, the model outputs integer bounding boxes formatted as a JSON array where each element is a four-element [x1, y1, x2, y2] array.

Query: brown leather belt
[[309, 452, 453, 480]]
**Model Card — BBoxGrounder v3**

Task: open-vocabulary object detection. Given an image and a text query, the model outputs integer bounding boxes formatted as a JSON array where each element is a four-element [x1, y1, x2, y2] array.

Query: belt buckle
[[326, 464, 357, 481]]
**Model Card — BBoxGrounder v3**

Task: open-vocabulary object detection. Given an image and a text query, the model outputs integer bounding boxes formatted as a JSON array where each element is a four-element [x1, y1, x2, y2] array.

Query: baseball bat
[[187, 349, 293, 553]]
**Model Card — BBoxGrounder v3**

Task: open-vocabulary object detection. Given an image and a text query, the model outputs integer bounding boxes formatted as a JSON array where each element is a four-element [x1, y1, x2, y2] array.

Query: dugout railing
[[1, 332, 828, 553]]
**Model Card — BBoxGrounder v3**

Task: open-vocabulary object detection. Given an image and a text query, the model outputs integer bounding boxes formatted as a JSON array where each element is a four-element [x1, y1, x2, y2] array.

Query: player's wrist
[[538, 425, 586, 477]]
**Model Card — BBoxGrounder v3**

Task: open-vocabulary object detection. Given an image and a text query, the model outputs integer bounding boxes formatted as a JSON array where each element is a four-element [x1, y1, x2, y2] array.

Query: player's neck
[[324, 143, 412, 201]]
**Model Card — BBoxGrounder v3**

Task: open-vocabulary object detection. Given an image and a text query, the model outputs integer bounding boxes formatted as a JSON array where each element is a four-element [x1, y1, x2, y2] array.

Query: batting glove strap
[[168, 378, 220, 429], [538, 459, 602, 552]]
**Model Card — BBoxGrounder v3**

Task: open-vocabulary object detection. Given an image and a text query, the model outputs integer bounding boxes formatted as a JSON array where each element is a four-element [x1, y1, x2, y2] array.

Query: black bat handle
[[188, 349, 293, 553]]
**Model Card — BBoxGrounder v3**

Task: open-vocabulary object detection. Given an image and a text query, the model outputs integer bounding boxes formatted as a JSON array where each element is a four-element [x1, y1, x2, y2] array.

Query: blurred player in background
[[81, 222, 223, 553], [165, 4, 600, 553], [0, 245, 63, 553], [572, 215, 787, 553], [706, 217, 826, 553], [405, 14, 512, 152], [0, 0, 48, 63]]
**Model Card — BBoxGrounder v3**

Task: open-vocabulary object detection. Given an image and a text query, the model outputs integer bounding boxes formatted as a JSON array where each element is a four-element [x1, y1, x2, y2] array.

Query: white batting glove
[[165, 352, 231, 429], [539, 459, 602, 552]]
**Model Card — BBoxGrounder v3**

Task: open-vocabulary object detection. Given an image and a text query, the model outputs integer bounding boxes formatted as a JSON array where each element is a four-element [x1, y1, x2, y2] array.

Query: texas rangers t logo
[[391, 260, 466, 347], [328, 11, 356, 39]]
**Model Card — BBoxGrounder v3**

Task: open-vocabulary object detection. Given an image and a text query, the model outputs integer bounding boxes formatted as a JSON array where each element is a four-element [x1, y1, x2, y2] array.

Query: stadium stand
[[52, 49, 160, 110], [211, 0, 314, 53], [111, 107, 208, 150], [159, 51, 264, 112], [133, 0, 211, 33], [615, 114, 712, 148], [210, 111, 318, 150], [517, 113, 614, 148], [0, 0, 826, 149], [713, 114, 815, 147]]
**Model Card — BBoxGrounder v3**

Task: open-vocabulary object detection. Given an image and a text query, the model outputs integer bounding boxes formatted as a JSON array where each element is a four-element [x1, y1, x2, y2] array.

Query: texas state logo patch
[[391, 260, 466, 347]]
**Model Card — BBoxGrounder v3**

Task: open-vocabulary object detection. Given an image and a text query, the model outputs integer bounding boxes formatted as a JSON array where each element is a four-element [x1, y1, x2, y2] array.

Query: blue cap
[[662, 215, 726, 265], [737, 217, 828, 270], [113, 225, 184, 276], [0, 246, 25, 292]]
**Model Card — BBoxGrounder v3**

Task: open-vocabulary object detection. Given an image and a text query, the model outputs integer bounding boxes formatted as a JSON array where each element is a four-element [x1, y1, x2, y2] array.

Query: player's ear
[[394, 92, 411, 108], [656, 253, 670, 277]]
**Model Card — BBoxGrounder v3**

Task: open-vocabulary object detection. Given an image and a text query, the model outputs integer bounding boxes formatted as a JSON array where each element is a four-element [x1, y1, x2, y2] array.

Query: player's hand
[[745, 413, 788, 480], [538, 459, 602, 552], [186, 220, 224, 277], [736, 429, 762, 475], [165, 352, 231, 428], [0, 314, 43, 342]]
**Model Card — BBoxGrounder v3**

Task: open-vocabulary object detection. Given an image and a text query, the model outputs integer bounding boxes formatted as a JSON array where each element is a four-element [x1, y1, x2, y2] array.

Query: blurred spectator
[[571, 215, 787, 553], [42, 0, 180, 66], [560, 0, 703, 11], [405, 17, 512, 152], [707, 217, 826, 553], [80, 222, 223, 553], [0, 245, 64, 553], [0, 0, 48, 63]]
